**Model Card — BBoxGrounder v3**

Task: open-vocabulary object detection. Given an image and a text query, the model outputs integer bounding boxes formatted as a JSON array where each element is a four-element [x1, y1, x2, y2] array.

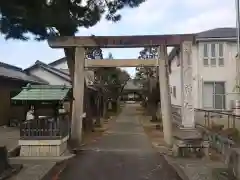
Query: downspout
[[180, 48, 185, 121], [196, 43, 201, 108]]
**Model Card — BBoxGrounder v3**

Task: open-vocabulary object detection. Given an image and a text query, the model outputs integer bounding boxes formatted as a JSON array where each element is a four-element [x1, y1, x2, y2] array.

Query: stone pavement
[[0, 126, 19, 152], [165, 156, 228, 180], [43, 103, 182, 180], [9, 161, 56, 180]]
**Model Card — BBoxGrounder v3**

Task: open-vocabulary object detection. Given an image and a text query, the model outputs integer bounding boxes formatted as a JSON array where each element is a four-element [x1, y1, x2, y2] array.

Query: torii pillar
[[158, 45, 173, 146], [70, 47, 86, 144], [180, 41, 195, 128]]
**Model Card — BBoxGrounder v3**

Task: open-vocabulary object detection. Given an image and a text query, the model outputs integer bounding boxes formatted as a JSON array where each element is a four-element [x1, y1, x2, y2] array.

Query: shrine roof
[[11, 84, 71, 101]]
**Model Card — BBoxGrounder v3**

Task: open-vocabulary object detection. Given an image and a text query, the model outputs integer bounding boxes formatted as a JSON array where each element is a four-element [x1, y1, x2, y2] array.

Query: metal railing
[[20, 113, 70, 140], [171, 105, 239, 159]]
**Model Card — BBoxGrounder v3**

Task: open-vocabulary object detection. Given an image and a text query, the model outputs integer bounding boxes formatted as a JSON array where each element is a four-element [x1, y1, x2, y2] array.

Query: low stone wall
[[19, 136, 68, 157]]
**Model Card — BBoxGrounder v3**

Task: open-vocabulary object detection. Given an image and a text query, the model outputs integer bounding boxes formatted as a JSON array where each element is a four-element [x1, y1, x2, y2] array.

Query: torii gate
[[48, 34, 195, 146]]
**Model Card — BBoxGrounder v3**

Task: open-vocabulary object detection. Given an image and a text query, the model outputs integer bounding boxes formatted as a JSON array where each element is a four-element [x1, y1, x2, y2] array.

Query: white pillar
[[71, 47, 85, 144], [180, 41, 195, 128], [158, 45, 172, 146]]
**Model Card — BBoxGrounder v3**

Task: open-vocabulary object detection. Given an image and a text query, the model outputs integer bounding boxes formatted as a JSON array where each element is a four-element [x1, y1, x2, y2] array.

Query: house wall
[[194, 42, 237, 109], [52, 60, 95, 85], [0, 79, 27, 126], [29, 68, 71, 86], [169, 41, 238, 110], [169, 55, 181, 106]]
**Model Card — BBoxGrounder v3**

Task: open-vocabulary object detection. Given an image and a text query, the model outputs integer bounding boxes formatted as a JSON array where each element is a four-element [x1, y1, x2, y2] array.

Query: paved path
[[45, 103, 181, 180]]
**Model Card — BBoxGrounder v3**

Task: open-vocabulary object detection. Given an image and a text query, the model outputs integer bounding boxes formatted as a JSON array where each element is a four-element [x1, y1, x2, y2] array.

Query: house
[[121, 79, 142, 101], [25, 58, 95, 86], [0, 62, 46, 126], [169, 27, 239, 110]]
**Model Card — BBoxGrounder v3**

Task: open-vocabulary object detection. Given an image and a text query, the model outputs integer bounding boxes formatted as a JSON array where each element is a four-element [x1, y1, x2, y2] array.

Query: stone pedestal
[[19, 136, 68, 157], [172, 129, 209, 158]]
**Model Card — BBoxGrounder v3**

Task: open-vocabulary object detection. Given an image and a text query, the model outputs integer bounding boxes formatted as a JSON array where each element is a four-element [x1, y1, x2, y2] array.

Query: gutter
[[196, 37, 237, 41]]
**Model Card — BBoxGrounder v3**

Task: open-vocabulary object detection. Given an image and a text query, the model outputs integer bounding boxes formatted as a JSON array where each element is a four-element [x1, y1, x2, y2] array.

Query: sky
[[0, 0, 236, 77]]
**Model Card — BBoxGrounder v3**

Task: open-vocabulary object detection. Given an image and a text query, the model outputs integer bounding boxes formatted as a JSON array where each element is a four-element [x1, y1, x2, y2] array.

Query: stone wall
[[19, 136, 68, 157]]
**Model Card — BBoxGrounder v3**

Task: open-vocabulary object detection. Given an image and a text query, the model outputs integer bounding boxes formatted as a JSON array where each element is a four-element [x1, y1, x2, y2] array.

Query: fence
[[171, 105, 239, 159], [20, 113, 70, 140]]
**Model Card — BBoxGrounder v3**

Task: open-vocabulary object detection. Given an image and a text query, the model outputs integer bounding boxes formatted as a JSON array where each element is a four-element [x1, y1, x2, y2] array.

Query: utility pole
[[234, 0, 240, 93], [236, 0, 240, 55]]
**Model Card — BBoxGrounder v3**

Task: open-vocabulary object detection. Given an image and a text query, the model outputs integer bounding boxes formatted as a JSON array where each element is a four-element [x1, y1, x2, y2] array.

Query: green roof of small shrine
[[11, 84, 72, 101]]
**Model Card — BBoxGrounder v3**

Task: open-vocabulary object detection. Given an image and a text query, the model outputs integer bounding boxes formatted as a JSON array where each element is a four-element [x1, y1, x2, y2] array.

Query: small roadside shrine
[[121, 79, 142, 101], [11, 84, 72, 157]]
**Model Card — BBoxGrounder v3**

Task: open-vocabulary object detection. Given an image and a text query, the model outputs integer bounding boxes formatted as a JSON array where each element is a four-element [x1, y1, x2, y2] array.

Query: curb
[[8, 145, 20, 157], [163, 155, 190, 180], [9, 154, 75, 161]]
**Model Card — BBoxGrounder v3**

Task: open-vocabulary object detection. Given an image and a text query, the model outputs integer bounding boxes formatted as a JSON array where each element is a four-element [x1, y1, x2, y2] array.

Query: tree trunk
[[64, 48, 75, 122], [95, 95, 101, 127]]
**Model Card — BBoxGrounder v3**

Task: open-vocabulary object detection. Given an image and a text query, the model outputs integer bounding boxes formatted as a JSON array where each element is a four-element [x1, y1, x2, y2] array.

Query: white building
[[169, 27, 239, 110], [25, 58, 95, 86]]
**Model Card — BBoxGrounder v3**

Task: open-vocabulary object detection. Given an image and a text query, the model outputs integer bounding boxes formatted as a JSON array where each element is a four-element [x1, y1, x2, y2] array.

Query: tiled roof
[[48, 57, 67, 66], [11, 84, 71, 101], [25, 60, 71, 82], [197, 28, 236, 39], [0, 62, 47, 84], [168, 27, 237, 63], [25, 60, 95, 86]]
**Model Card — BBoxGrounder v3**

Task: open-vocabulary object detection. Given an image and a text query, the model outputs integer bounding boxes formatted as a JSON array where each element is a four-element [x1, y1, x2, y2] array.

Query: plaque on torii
[[181, 42, 195, 128]]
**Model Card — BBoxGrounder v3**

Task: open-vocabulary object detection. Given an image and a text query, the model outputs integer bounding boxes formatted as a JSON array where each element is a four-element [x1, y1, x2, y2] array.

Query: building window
[[203, 43, 224, 67], [173, 86, 176, 98], [203, 44, 208, 66], [210, 44, 216, 66], [176, 53, 180, 67], [218, 44, 224, 66], [203, 82, 225, 109]]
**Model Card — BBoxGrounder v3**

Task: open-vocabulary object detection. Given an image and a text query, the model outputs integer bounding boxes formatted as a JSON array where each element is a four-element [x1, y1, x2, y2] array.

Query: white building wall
[[197, 42, 237, 109], [169, 55, 181, 106], [169, 41, 238, 110], [51, 60, 95, 85], [29, 68, 71, 86]]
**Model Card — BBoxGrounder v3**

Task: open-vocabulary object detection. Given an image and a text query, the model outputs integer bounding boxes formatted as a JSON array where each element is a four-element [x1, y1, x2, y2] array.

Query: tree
[[0, 0, 146, 39], [134, 47, 160, 122], [94, 52, 130, 98], [0, 0, 146, 81]]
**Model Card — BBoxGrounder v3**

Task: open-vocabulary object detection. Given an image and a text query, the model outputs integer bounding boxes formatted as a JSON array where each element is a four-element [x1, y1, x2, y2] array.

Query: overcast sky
[[0, 0, 236, 76]]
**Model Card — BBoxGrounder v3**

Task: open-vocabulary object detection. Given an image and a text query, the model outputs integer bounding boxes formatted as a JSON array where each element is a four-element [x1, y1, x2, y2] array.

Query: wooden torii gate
[[48, 34, 195, 146]]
